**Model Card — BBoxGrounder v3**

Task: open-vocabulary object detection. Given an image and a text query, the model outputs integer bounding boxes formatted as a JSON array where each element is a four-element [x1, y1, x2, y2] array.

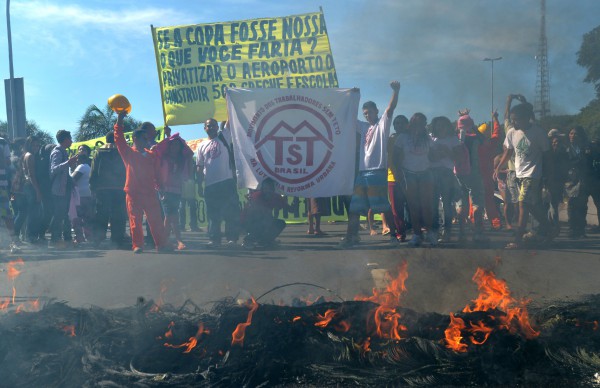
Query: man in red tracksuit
[[114, 111, 170, 253]]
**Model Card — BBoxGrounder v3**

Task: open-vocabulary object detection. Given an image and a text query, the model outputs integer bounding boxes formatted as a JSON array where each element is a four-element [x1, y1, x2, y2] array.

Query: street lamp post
[[483, 57, 502, 120], [6, 0, 16, 139]]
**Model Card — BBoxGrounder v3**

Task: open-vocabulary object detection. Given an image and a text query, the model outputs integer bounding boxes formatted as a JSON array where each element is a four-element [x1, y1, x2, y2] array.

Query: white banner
[[227, 88, 359, 197]]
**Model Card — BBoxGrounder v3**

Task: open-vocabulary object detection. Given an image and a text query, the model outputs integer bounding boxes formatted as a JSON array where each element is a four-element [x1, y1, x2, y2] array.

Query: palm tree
[[75, 103, 142, 142], [0, 119, 54, 144]]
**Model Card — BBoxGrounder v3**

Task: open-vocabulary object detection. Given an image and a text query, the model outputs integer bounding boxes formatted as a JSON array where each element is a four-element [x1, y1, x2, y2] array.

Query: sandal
[[313, 231, 327, 237], [382, 228, 391, 236]]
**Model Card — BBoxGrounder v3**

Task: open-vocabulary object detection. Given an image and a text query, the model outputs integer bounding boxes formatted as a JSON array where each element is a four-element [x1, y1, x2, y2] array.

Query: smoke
[[327, 0, 598, 122]]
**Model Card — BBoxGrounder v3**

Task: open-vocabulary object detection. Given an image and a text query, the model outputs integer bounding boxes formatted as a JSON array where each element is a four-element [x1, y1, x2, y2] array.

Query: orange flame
[[314, 309, 338, 328], [7, 259, 24, 281], [469, 321, 493, 345], [444, 313, 467, 352], [165, 321, 175, 338], [62, 325, 76, 337], [444, 268, 539, 352], [149, 280, 171, 313], [360, 337, 371, 353], [355, 261, 409, 340], [7, 259, 25, 305], [231, 298, 259, 346], [164, 322, 209, 353]]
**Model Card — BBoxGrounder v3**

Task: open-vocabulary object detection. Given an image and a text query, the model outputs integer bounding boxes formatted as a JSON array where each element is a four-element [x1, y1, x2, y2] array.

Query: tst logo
[[254, 103, 334, 184]]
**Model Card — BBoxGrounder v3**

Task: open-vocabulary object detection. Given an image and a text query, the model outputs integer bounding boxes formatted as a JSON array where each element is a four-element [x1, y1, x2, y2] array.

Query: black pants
[[94, 189, 127, 243], [244, 218, 286, 245], [179, 198, 198, 229], [49, 194, 72, 242]]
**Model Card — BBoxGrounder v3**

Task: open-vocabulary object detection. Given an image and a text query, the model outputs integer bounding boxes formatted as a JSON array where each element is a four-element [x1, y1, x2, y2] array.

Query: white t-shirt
[[196, 135, 233, 187], [394, 133, 433, 172], [73, 163, 91, 197], [357, 111, 392, 171], [431, 135, 460, 170], [503, 124, 549, 178]]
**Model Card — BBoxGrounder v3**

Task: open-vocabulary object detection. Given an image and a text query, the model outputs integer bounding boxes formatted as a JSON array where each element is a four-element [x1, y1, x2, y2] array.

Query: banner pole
[[150, 24, 168, 127], [319, 7, 338, 88]]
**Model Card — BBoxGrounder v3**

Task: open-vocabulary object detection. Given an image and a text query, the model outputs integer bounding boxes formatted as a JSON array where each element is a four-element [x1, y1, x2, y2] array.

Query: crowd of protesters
[[338, 86, 599, 249], [0, 86, 599, 253]]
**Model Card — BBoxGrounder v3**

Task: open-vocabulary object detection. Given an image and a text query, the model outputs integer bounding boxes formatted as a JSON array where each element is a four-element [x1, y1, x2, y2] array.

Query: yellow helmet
[[108, 94, 132, 114]]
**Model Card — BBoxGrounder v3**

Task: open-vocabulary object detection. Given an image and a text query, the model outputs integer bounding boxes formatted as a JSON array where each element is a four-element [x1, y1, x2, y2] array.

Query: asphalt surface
[[2, 199, 598, 315]]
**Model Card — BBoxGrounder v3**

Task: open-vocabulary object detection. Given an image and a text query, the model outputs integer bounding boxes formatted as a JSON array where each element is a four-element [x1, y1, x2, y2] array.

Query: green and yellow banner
[[151, 11, 338, 125]]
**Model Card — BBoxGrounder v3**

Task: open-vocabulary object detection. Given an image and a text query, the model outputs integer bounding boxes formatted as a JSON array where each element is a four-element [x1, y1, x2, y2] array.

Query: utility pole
[[6, 0, 16, 139], [534, 0, 550, 119], [483, 57, 502, 120]]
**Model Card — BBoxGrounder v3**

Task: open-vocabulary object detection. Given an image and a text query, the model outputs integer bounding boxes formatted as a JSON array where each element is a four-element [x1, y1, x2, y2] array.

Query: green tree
[[576, 98, 600, 140], [577, 24, 600, 96], [75, 104, 141, 142], [0, 119, 54, 144]]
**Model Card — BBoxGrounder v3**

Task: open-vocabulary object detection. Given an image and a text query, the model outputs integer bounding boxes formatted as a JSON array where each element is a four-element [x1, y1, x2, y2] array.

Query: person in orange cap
[[114, 111, 171, 253]]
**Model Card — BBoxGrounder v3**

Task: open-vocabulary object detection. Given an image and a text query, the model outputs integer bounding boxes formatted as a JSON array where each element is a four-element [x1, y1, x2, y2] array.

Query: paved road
[[3, 201, 599, 315]]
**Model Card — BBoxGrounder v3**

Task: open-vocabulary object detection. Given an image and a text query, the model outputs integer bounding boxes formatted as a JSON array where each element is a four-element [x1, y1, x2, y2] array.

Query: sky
[[0, 0, 599, 142]]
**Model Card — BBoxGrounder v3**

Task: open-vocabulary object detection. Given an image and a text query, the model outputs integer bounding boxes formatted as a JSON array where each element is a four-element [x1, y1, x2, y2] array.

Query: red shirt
[[114, 123, 160, 195]]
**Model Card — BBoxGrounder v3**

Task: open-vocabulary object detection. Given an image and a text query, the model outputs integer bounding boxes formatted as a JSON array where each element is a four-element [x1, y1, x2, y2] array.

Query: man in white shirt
[[196, 119, 240, 247], [340, 81, 400, 248], [494, 98, 554, 248]]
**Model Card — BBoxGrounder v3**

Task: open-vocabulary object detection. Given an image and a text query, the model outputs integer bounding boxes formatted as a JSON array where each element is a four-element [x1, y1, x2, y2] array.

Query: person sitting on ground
[[114, 112, 170, 253], [241, 178, 299, 248]]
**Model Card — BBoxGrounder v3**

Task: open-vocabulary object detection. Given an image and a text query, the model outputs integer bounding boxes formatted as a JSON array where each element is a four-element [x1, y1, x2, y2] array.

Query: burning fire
[[61, 325, 76, 337], [7, 259, 24, 305], [149, 279, 173, 313], [231, 298, 259, 346], [355, 261, 408, 340], [164, 322, 210, 353], [313, 308, 350, 332], [1, 259, 40, 314], [444, 268, 539, 352]]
